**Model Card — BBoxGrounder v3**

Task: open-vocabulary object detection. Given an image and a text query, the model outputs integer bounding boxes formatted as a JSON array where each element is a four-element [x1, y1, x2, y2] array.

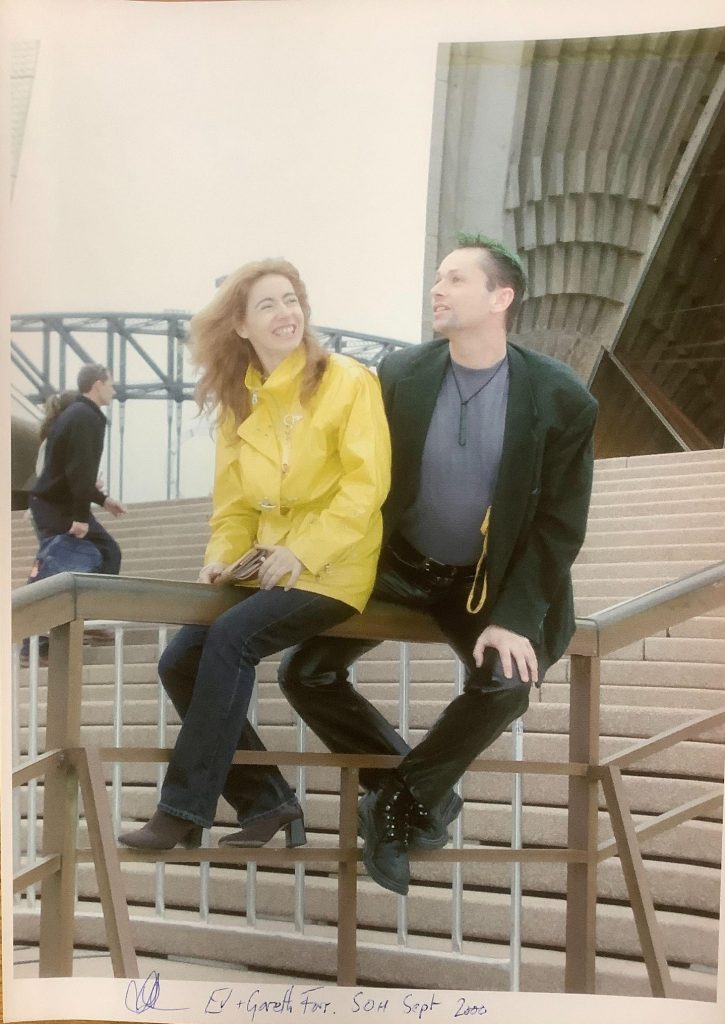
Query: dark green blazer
[[377, 338, 598, 675]]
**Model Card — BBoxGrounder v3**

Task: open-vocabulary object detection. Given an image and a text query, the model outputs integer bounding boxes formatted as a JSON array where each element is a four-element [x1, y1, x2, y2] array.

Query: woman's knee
[[158, 625, 206, 686]]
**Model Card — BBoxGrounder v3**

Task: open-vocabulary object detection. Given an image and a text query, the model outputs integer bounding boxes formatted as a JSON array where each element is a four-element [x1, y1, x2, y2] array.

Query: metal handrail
[[10, 560, 725, 993], [12, 560, 725, 652], [586, 560, 725, 655]]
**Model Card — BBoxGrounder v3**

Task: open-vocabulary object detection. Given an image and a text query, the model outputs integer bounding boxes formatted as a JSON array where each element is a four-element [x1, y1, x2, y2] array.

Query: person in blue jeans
[[21, 372, 125, 664], [118, 257, 391, 851]]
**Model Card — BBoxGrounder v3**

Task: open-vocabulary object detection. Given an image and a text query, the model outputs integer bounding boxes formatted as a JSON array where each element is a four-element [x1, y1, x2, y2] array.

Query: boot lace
[[380, 789, 410, 841], [408, 801, 432, 831]]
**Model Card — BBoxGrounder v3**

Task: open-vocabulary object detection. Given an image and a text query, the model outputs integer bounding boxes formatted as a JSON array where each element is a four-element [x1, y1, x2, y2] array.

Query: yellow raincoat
[[204, 345, 391, 612]]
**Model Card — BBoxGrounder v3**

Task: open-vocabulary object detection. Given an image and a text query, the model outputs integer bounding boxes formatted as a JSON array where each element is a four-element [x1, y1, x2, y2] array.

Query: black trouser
[[277, 548, 531, 809]]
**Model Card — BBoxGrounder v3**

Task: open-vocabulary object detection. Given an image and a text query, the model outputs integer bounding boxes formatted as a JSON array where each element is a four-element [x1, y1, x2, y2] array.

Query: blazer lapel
[[486, 345, 542, 596], [390, 342, 449, 472], [381, 341, 449, 533]]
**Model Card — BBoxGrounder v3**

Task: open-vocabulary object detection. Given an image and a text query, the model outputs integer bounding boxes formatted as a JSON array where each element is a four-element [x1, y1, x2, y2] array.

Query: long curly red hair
[[189, 258, 329, 427]]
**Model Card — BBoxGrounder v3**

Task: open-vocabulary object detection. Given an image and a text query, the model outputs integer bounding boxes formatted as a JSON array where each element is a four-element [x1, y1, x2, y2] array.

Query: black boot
[[408, 791, 464, 851], [357, 776, 412, 896]]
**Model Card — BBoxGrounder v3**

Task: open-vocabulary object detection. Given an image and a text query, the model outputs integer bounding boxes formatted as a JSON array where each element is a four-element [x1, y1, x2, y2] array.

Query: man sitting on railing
[[276, 235, 598, 895]]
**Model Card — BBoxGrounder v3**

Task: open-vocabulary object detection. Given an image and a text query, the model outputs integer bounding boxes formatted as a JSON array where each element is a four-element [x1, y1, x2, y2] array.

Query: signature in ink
[[125, 970, 189, 1015]]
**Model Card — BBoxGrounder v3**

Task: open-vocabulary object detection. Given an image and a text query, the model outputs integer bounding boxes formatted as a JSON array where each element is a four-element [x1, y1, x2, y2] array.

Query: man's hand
[[68, 521, 89, 539], [257, 545, 304, 591], [104, 497, 126, 517], [197, 562, 229, 585], [472, 624, 538, 684]]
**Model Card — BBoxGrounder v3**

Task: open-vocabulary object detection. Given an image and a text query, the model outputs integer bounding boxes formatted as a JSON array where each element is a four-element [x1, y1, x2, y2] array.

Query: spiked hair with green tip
[[455, 233, 527, 331]]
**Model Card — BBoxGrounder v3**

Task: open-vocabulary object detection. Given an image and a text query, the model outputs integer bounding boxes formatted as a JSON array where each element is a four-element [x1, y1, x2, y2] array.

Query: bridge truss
[[10, 313, 412, 500]]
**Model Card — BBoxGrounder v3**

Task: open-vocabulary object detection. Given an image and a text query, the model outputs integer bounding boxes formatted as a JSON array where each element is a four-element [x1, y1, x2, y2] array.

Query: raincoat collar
[[244, 342, 307, 396]]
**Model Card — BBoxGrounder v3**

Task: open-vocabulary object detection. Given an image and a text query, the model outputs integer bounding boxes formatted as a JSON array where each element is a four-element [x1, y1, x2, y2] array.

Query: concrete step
[[584, 512, 725, 532], [17, 793, 721, 890], [16, 672, 725, 713], [14, 835, 720, 968], [570, 578, 690, 599], [13, 907, 717, 999], [587, 496, 725, 518], [14, 649, 725, 691], [593, 451, 725, 479], [581, 527, 725, 547], [589, 473, 725, 496], [643, 637, 725, 663], [16, 724, 725, 782], [576, 544, 725, 563], [12, 537, 210, 560], [571, 560, 705, 578], [73, 844, 721, 918], [15, 692, 725, 743], [668, 617, 725, 639], [16, 749, 722, 823]]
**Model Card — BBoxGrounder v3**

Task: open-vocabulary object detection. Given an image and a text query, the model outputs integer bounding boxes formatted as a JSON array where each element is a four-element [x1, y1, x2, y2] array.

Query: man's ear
[[491, 287, 515, 315]]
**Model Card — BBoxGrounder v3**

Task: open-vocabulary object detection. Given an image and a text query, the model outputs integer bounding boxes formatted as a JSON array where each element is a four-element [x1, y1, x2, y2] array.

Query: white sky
[[7, 0, 725, 501]]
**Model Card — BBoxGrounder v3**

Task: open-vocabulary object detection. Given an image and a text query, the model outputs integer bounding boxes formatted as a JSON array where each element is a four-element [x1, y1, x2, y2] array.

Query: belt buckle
[[422, 556, 453, 581]]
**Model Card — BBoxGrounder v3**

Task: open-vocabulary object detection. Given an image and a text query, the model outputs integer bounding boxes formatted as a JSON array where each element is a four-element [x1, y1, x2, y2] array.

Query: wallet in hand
[[217, 547, 270, 584]]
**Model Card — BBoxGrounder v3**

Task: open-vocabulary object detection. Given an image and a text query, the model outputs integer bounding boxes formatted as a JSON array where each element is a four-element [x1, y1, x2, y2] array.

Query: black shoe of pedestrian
[[357, 779, 411, 896], [19, 640, 49, 668], [19, 651, 49, 669], [407, 791, 464, 851]]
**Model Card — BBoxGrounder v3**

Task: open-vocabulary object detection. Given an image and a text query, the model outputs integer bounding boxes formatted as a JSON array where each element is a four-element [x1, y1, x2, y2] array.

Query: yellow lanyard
[[466, 505, 491, 614]]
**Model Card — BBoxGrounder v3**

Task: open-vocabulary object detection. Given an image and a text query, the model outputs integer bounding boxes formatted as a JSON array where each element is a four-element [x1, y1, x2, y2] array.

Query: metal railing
[[10, 563, 725, 993], [12, 623, 526, 989]]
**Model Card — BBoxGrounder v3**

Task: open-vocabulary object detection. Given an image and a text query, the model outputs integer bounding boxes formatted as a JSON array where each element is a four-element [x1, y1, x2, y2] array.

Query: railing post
[[38, 618, 84, 976], [600, 767, 674, 997], [336, 766, 359, 985], [565, 653, 600, 993]]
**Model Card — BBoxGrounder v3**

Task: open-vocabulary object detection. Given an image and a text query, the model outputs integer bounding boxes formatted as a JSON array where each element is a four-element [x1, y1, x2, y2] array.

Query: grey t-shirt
[[398, 355, 509, 565]]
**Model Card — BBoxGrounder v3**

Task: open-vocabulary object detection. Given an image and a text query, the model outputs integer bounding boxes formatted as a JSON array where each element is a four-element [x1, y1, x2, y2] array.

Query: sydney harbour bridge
[[9, 315, 410, 506]]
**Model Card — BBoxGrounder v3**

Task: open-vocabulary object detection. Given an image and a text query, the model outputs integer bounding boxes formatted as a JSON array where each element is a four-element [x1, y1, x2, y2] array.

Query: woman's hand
[[197, 562, 229, 585], [257, 545, 304, 591]]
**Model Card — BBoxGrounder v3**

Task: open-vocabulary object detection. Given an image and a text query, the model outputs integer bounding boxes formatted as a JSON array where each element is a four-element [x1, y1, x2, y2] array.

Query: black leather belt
[[387, 533, 478, 583]]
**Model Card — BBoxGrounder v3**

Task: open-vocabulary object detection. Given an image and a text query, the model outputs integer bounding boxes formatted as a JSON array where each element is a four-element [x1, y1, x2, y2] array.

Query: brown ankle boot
[[118, 809, 203, 850], [219, 802, 306, 848]]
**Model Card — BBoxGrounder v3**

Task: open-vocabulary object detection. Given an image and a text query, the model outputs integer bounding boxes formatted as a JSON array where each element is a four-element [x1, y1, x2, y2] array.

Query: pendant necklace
[[450, 357, 506, 446]]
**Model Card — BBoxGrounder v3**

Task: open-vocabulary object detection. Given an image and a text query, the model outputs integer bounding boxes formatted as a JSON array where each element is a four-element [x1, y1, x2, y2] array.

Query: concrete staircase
[[11, 448, 725, 998]]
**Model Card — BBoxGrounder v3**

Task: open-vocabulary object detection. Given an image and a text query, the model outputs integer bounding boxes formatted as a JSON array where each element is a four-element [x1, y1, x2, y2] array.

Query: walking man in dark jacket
[[26, 362, 126, 658], [277, 236, 598, 895]]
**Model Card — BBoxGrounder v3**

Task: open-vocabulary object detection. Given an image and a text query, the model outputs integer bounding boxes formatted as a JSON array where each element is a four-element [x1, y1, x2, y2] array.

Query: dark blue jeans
[[157, 587, 354, 828], [30, 495, 122, 575], [22, 496, 122, 656]]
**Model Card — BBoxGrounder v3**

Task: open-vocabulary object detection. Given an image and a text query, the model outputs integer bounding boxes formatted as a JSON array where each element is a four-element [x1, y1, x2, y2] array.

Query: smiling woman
[[118, 256, 392, 852], [237, 274, 306, 375]]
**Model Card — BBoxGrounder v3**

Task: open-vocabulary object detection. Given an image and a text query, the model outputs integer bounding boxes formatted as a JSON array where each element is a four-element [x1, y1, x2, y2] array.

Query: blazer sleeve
[[487, 398, 597, 643], [204, 418, 260, 566], [63, 415, 106, 522], [286, 369, 392, 574]]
